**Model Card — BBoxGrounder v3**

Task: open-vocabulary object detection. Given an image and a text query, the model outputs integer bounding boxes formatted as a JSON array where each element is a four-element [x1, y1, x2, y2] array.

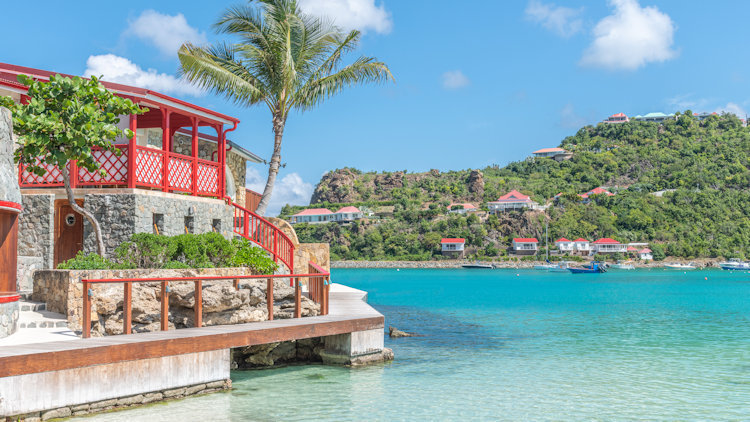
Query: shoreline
[[331, 259, 724, 269]]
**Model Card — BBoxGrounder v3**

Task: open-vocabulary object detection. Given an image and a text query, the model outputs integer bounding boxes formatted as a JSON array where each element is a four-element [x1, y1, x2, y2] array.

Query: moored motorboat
[[462, 262, 495, 269], [718, 258, 750, 271], [609, 260, 635, 270], [663, 262, 697, 270], [533, 263, 557, 270], [548, 261, 573, 272], [568, 261, 607, 274]]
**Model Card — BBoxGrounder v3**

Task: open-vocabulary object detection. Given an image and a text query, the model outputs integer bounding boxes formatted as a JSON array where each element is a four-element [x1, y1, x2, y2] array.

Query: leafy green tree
[[1, 74, 145, 257], [178, 0, 393, 215]]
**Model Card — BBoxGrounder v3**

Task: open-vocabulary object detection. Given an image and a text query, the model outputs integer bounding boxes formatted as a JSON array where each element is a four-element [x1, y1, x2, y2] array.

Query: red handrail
[[231, 202, 295, 272], [80, 267, 330, 338]]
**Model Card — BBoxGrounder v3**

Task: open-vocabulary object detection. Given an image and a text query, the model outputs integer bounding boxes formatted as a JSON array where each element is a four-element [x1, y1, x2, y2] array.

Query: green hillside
[[282, 112, 750, 261]]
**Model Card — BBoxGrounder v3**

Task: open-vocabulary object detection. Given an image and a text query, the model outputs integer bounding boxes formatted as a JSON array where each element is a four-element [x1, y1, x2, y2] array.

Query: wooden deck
[[0, 285, 383, 378]]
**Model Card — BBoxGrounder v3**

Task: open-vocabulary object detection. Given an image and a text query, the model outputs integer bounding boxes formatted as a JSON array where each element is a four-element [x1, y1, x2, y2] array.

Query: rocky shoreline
[[331, 259, 724, 269]]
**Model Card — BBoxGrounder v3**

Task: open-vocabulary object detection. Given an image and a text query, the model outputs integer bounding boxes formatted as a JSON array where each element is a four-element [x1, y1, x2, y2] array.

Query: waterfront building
[[488, 190, 540, 213], [447, 203, 477, 214], [0, 62, 272, 290], [573, 238, 592, 255], [532, 147, 573, 161], [512, 237, 538, 255], [638, 248, 653, 260], [555, 237, 574, 253], [604, 112, 629, 124], [441, 238, 465, 258], [592, 238, 628, 254]]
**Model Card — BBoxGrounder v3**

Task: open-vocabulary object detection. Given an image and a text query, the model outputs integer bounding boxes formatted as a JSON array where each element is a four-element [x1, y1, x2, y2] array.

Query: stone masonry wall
[[82, 192, 235, 257], [0, 107, 20, 205], [17, 194, 54, 291], [226, 150, 246, 205]]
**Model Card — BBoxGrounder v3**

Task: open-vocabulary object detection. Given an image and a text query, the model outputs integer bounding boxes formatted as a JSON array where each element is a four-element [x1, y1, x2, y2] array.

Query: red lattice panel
[[168, 154, 193, 192], [135, 147, 164, 187], [19, 159, 65, 187], [197, 160, 219, 196], [78, 146, 129, 186]]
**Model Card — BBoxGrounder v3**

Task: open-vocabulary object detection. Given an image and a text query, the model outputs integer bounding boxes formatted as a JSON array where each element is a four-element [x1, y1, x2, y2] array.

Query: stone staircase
[[18, 300, 68, 329]]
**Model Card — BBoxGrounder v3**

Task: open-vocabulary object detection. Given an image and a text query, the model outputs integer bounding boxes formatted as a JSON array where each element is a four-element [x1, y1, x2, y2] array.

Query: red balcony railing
[[232, 203, 295, 272], [19, 145, 222, 198]]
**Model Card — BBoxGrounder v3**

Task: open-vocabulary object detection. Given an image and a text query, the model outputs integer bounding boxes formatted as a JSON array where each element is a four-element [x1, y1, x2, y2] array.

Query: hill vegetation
[[282, 112, 750, 261]]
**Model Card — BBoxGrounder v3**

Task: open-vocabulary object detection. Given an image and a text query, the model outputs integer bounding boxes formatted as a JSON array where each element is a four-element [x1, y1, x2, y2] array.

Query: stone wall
[[0, 107, 20, 205], [33, 267, 320, 334], [17, 194, 54, 292], [226, 150, 246, 205], [294, 243, 330, 275], [0, 301, 19, 339], [81, 191, 235, 257]]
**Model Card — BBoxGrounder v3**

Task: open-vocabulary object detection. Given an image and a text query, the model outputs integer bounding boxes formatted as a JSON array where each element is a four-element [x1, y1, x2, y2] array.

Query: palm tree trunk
[[255, 113, 284, 216], [60, 165, 106, 258]]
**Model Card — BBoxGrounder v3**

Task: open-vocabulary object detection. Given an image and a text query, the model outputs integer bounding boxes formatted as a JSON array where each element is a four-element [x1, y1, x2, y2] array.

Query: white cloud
[[84, 54, 203, 96], [125, 10, 207, 56], [246, 167, 314, 217], [441, 70, 470, 90], [716, 102, 747, 118], [299, 0, 393, 34], [525, 0, 584, 37], [581, 0, 677, 70]]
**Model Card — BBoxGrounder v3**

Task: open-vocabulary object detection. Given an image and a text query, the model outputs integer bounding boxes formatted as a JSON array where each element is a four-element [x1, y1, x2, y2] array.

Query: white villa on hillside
[[447, 203, 477, 214], [555, 238, 574, 253], [488, 190, 540, 213], [573, 238, 591, 255], [604, 112, 629, 124], [441, 238, 465, 258], [512, 238, 538, 255], [638, 248, 653, 260], [532, 147, 573, 161], [591, 238, 628, 254], [633, 112, 674, 123], [290, 206, 364, 224]]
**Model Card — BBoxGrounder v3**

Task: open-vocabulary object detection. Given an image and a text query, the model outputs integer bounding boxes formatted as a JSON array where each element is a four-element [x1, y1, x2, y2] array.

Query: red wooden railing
[[81, 267, 330, 338], [232, 203, 295, 272], [19, 145, 222, 198]]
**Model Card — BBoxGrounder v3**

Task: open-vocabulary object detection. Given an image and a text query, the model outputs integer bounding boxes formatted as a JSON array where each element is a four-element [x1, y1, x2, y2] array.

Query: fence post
[[324, 276, 330, 315], [69, 161, 78, 189], [123, 282, 132, 334], [82, 281, 91, 338], [194, 280, 202, 328], [294, 278, 301, 319], [266, 278, 274, 321], [128, 114, 137, 188], [234, 279, 239, 290], [160, 281, 169, 331]]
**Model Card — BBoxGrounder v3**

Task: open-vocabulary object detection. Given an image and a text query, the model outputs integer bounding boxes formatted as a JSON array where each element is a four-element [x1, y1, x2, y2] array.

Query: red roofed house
[[334, 206, 364, 222], [447, 203, 477, 214], [290, 208, 335, 224], [488, 190, 539, 213], [573, 238, 592, 255], [579, 187, 615, 203], [638, 248, 653, 260], [441, 238, 465, 258], [555, 237, 574, 253], [592, 238, 628, 254], [512, 238, 538, 255], [532, 147, 573, 161], [604, 112, 629, 124]]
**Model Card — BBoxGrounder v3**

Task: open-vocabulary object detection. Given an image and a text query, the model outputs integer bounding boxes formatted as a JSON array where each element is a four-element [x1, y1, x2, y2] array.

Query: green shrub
[[202, 232, 235, 267], [58, 252, 132, 270], [230, 238, 279, 274], [172, 234, 211, 268], [114, 233, 176, 268], [162, 260, 192, 269]]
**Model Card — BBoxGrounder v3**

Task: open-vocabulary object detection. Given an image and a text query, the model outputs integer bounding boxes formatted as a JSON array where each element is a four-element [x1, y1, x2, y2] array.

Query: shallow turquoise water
[[79, 268, 750, 421]]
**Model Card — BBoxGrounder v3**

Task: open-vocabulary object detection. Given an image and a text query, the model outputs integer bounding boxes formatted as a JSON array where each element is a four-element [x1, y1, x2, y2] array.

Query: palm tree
[[178, 0, 393, 215]]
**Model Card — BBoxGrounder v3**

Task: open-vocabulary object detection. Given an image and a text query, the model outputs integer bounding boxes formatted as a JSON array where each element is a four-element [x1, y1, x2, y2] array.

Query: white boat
[[533, 264, 557, 270], [718, 258, 750, 271], [663, 262, 697, 270], [609, 260, 635, 270], [548, 261, 573, 272]]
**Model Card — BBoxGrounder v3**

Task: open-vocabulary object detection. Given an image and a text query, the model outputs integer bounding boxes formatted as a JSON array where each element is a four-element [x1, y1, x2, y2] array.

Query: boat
[[568, 261, 607, 274], [462, 262, 495, 269], [548, 261, 573, 272], [663, 262, 697, 270], [609, 260, 635, 270], [533, 263, 557, 270], [718, 258, 750, 271]]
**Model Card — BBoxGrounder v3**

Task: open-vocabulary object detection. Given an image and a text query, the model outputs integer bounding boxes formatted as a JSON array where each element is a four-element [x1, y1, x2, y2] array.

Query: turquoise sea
[[80, 268, 750, 421]]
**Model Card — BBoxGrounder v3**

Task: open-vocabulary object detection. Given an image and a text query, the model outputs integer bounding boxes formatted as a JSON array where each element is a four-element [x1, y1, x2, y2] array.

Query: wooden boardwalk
[[0, 285, 383, 378]]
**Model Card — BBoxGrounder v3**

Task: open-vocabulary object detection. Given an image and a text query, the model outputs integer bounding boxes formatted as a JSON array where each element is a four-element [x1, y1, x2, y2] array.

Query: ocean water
[[78, 268, 750, 421]]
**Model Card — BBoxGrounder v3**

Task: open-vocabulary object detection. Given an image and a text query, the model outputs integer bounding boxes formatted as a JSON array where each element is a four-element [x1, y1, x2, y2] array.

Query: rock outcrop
[[388, 326, 419, 338], [467, 169, 484, 199]]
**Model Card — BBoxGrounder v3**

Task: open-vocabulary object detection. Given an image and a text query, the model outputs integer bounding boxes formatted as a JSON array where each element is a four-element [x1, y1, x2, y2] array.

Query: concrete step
[[18, 300, 67, 329]]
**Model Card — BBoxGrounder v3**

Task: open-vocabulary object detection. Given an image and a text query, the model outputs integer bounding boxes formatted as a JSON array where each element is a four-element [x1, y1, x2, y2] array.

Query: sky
[[2, 0, 749, 215]]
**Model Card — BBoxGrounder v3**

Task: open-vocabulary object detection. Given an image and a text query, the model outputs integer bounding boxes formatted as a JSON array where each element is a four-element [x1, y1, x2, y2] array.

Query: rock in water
[[389, 326, 418, 338]]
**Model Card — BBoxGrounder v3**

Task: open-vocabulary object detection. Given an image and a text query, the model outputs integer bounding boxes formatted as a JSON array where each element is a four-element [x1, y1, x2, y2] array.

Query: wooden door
[[54, 200, 84, 267], [0, 211, 18, 294]]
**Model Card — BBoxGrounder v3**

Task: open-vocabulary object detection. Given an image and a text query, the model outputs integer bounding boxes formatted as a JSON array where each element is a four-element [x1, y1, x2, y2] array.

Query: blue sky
[[2, 0, 749, 214]]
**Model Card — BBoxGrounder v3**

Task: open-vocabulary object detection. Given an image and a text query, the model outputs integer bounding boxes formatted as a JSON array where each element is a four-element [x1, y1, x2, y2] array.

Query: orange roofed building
[[532, 147, 573, 161], [488, 190, 540, 213]]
